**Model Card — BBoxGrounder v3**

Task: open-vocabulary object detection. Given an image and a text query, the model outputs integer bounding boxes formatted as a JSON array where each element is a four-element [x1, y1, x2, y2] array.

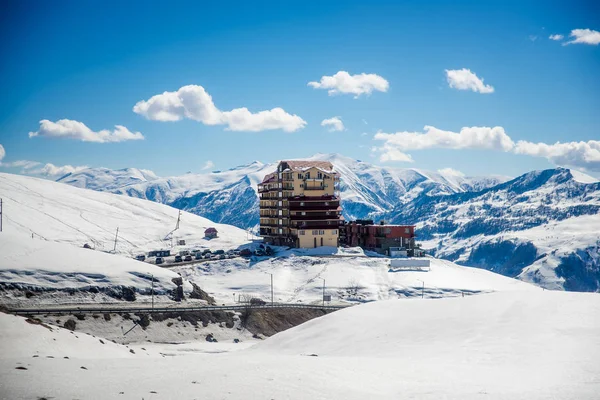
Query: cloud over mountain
[[133, 85, 306, 132], [29, 119, 144, 143], [321, 116, 345, 132]]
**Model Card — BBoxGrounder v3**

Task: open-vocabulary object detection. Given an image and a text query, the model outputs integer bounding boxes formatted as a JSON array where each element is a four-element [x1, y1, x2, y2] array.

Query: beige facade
[[258, 160, 342, 248]]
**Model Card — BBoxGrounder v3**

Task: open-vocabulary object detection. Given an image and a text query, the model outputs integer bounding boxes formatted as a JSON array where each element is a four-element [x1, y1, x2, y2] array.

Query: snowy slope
[[0, 172, 250, 256], [172, 255, 536, 304], [0, 232, 186, 294], [2, 291, 599, 400]]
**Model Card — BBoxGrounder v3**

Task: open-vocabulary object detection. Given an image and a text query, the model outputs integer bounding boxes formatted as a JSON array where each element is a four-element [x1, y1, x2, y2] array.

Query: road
[[7, 302, 351, 316]]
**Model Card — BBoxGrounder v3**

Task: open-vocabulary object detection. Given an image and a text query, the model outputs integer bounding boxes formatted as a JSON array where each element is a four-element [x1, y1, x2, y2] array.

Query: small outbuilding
[[204, 227, 218, 239]]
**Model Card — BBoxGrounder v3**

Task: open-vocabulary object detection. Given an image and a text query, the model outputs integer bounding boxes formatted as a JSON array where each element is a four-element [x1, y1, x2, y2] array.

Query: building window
[[324, 202, 329, 206], [306, 172, 310, 179], [300, 184, 304, 188], [319, 230, 325, 235], [300, 202, 304, 206], [278, 201, 282, 207], [279, 228, 283, 234], [332, 230, 337, 235], [317, 172, 322, 179], [385, 228, 391, 234], [301, 211, 306, 216], [298, 173, 302, 179], [279, 219, 283, 225], [405, 228, 410, 233], [278, 210, 282, 216], [299, 230, 305, 235]]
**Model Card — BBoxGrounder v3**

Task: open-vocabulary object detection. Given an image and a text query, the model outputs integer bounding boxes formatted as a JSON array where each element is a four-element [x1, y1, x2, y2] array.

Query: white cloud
[[1, 160, 41, 169], [445, 69, 495, 94], [529, 35, 538, 42], [29, 163, 88, 177], [373, 126, 514, 162], [0, 144, 5, 162], [438, 167, 466, 177], [321, 116, 345, 132], [29, 119, 144, 143], [514, 140, 600, 171], [549, 34, 564, 41], [202, 160, 215, 170], [564, 29, 600, 45], [308, 71, 389, 98], [133, 85, 306, 132], [362, 119, 368, 125]]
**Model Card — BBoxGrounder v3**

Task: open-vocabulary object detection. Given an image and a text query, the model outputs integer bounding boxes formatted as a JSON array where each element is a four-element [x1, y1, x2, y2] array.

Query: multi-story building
[[258, 160, 342, 248], [340, 220, 416, 255]]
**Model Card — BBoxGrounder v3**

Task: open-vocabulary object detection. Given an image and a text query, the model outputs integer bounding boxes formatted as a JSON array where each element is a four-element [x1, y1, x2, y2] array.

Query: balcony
[[289, 204, 340, 211], [290, 214, 341, 221]]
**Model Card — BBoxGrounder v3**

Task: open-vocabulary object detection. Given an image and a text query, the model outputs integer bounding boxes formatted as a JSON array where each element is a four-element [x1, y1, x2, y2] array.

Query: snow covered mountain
[[53, 155, 600, 292], [56, 153, 508, 228], [386, 168, 600, 291]]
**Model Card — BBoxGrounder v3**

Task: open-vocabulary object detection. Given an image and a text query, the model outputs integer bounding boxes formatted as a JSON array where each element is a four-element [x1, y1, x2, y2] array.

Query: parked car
[[174, 255, 183, 263], [184, 255, 192, 262], [179, 250, 190, 256], [214, 249, 225, 255], [239, 249, 253, 257], [204, 253, 212, 259], [219, 254, 226, 260], [250, 298, 266, 306], [135, 255, 146, 261], [195, 252, 204, 260], [202, 249, 212, 255], [227, 254, 235, 259], [155, 257, 164, 265]]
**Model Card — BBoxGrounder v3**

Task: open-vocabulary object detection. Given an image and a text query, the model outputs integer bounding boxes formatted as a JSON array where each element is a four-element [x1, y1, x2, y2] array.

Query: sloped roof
[[204, 227, 218, 233], [282, 160, 334, 172]]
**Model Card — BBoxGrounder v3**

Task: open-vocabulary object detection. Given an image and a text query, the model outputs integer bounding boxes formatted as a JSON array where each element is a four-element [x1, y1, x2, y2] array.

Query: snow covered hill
[[172, 254, 536, 305], [0, 172, 250, 256], [2, 290, 599, 399], [0, 232, 189, 296]]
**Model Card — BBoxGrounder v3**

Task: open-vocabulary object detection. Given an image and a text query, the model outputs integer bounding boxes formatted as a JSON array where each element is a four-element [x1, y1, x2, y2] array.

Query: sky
[[0, 0, 599, 179]]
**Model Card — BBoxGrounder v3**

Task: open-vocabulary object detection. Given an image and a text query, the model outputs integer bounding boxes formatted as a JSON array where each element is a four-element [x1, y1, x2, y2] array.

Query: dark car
[[250, 298, 266, 306], [204, 253, 212, 259], [214, 249, 225, 255], [202, 249, 212, 255], [135, 255, 146, 261], [184, 255, 192, 262], [174, 255, 183, 263], [219, 254, 226, 260], [155, 257, 164, 265], [195, 252, 204, 260]]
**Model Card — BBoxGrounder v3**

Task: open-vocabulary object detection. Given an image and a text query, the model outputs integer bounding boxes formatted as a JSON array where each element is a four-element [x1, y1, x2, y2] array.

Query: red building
[[340, 220, 416, 255]]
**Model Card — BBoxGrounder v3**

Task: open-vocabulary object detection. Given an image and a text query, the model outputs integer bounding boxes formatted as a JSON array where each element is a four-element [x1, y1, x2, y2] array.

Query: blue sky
[[0, 0, 599, 178]]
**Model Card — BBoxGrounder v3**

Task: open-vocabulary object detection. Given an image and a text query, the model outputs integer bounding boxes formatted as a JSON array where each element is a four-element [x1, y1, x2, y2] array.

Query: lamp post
[[416, 279, 424, 299]]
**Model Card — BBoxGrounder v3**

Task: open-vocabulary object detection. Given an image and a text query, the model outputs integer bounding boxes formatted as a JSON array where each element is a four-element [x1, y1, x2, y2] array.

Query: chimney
[[379, 220, 385, 225]]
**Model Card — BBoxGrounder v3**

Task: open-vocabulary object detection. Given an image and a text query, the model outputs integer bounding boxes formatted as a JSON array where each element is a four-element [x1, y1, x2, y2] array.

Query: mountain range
[[56, 153, 600, 292]]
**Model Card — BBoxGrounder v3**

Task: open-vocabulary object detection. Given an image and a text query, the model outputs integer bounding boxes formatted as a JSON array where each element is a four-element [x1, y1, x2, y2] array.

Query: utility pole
[[151, 274, 154, 310], [113, 227, 119, 252], [270, 273, 274, 306], [322, 278, 326, 307]]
